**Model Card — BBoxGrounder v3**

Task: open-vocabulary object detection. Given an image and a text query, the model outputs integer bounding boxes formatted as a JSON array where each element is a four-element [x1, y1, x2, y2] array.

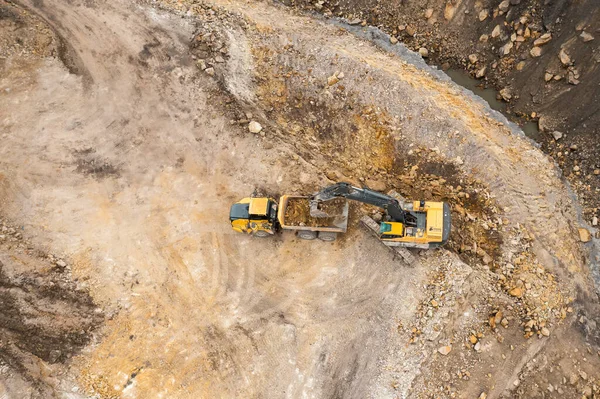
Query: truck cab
[[229, 197, 278, 236]]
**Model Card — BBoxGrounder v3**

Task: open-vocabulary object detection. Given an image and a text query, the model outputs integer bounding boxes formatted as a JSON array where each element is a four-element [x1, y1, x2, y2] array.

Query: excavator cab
[[379, 221, 404, 238], [378, 201, 450, 248], [230, 197, 278, 237]]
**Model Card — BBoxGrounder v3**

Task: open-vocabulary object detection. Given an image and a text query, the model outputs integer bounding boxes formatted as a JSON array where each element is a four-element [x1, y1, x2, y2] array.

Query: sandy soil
[[0, 0, 599, 398]]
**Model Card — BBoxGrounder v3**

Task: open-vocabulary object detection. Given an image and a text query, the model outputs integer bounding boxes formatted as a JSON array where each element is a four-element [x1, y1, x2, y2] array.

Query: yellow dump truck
[[229, 195, 349, 241]]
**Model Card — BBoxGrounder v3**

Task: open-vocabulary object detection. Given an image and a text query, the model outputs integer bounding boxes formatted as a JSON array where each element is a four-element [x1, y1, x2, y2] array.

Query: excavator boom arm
[[311, 182, 406, 222]]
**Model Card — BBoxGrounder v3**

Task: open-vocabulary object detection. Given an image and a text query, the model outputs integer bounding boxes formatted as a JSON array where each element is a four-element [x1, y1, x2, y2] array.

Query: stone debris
[[475, 66, 487, 78], [418, 47, 429, 58], [530, 46, 542, 57], [500, 41, 514, 55], [327, 74, 340, 86], [578, 228, 591, 242], [478, 9, 489, 21], [248, 121, 263, 134], [580, 31, 594, 42], [390, 36, 398, 45], [509, 287, 523, 298], [468, 54, 478, 64], [551, 131, 563, 141], [491, 25, 502, 38], [438, 345, 452, 355], [499, 88, 512, 102], [533, 33, 552, 46], [559, 49, 572, 66]]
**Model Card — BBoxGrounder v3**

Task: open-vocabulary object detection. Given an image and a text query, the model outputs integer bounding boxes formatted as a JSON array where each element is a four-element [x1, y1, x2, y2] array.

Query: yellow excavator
[[229, 182, 451, 249]]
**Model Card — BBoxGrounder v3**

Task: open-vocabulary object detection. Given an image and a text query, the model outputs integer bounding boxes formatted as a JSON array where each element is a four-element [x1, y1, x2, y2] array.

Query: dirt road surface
[[1, 0, 599, 398]]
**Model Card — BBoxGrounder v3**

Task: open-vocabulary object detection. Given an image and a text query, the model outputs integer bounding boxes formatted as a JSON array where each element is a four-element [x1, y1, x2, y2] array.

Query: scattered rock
[[533, 33, 552, 46], [366, 179, 386, 192], [509, 287, 523, 298], [538, 115, 549, 132], [248, 121, 263, 134], [568, 72, 580, 85], [327, 75, 340, 86], [592, 216, 598, 226], [491, 25, 502, 38], [438, 345, 452, 355], [425, 8, 434, 19], [559, 49, 571, 66], [468, 54, 478, 64], [469, 335, 478, 344], [541, 327, 550, 337], [500, 41, 513, 56], [196, 59, 207, 70], [474, 341, 481, 352], [544, 72, 554, 82], [580, 31, 595, 42], [418, 47, 429, 58], [569, 373, 579, 385], [499, 88, 512, 102], [479, 9, 489, 21], [475, 66, 487, 78], [405, 25, 416, 37], [204, 67, 215, 76], [530, 46, 542, 57], [347, 18, 362, 26], [479, 393, 488, 399], [479, 34, 489, 43], [551, 131, 563, 140], [516, 61, 525, 71], [579, 228, 591, 242], [498, 0, 510, 12], [390, 36, 398, 45], [56, 259, 67, 267]]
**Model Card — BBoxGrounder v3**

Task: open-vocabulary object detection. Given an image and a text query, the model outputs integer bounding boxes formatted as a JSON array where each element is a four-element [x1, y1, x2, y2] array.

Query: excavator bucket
[[309, 198, 348, 218], [309, 200, 330, 218]]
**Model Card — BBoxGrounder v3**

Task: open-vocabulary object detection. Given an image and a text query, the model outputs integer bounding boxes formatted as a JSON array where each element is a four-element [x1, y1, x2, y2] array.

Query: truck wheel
[[298, 230, 317, 240], [253, 230, 270, 238], [318, 231, 337, 242]]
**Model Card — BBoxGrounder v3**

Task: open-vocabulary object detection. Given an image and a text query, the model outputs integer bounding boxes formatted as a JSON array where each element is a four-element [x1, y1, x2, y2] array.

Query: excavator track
[[360, 215, 419, 267]]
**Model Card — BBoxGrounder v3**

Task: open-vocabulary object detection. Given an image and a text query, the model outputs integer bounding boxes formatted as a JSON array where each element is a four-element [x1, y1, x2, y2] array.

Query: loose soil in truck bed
[[283, 197, 345, 227]]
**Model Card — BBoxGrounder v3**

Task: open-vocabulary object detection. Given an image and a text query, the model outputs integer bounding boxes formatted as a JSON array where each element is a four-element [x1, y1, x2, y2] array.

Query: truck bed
[[278, 195, 349, 232]]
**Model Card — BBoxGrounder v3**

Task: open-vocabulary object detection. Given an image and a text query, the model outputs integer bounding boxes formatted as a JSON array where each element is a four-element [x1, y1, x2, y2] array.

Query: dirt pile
[[283, 197, 345, 227]]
